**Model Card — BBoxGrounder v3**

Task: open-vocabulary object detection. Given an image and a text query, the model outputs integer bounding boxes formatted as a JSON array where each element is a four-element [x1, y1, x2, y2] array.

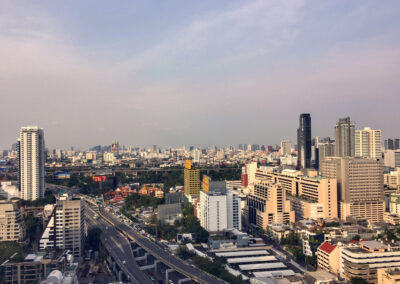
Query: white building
[[18, 126, 45, 201], [227, 190, 242, 231], [198, 179, 242, 232], [103, 152, 116, 163], [355, 127, 382, 159], [193, 148, 201, 163], [199, 190, 227, 232], [40, 197, 85, 257], [281, 140, 292, 156]]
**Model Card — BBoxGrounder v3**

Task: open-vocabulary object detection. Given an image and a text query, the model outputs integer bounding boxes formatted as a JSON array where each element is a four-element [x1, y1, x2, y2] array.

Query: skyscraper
[[321, 157, 384, 222], [281, 140, 292, 156], [18, 126, 45, 201], [317, 137, 335, 162], [183, 160, 200, 197], [335, 117, 355, 157], [355, 127, 382, 159], [297, 113, 312, 169]]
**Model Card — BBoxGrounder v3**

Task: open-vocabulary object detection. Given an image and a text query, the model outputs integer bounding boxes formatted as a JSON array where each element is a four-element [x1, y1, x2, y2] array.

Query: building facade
[[335, 117, 355, 157], [184, 160, 200, 197], [297, 113, 312, 169], [355, 127, 382, 159], [321, 157, 384, 222], [281, 140, 292, 156], [40, 197, 85, 257], [19, 126, 45, 201], [0, 200, 25, 242]]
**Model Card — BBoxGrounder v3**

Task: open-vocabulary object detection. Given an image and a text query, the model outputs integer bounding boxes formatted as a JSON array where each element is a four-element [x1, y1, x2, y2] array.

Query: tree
[[352, 235, 361, 241], [351, 277, 368, 284]]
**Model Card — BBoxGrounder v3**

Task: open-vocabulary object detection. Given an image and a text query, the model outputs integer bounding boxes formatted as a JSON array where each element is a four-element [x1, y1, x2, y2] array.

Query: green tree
[[351, 277, 368, 284]]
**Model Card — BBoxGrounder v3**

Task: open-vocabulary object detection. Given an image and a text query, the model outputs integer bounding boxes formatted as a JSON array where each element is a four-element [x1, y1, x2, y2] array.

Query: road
[[97, 206, 226, 284], [86, 207, 152, 284]]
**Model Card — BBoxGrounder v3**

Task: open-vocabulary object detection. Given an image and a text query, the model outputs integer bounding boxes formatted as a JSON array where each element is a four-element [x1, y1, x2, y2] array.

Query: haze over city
[[1, 0, 400, 149]]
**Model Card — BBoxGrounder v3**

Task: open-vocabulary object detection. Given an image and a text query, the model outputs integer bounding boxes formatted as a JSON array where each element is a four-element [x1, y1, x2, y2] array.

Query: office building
[[198, 177, 241, 232], [318, 137, 335, 162], [254, 168, 338, 220], [183, 160, 200, 197], [18, 126, 45, 201], [297, 113, 312, 169], [281, 140, 292, 156], [321, 157, 384, 222], [226, 190, 242, 231], [40, 197, 85, 257], [335, 117, 355, 157], [341, 241, 400, 283], [385, 139, 400, 150], [0, 200, 25, 242], [241, 161, 258, 188], [355, 127, 382, 159], [246, 180, 295, 229]]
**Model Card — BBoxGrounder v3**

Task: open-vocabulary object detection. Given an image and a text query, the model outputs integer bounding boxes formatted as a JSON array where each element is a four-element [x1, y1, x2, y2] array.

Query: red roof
[[319, 241, 336, 254]]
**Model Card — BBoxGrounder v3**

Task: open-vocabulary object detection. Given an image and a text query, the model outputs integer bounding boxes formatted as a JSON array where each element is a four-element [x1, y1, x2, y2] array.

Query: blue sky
[[1, 0, 400, 149]]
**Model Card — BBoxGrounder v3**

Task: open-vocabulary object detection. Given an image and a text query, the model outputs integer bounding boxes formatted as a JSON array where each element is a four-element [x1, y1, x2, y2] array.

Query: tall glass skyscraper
[[297, 113, 312, 169]]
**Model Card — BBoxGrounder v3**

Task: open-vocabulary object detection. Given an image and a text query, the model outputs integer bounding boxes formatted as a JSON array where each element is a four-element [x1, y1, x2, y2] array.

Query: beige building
[[321, 157, 384, 222], [316, 242, 340, 275], [184, 160, 200, 197], [341, 241, 400, 283], [255, 168, 338, 220], [40, 197, 85, 256], [355, 127, 382, 159], [385, 170, 400, 190], [389, 193, 400, 214], [0, 200, 25, 242], [246, 180, 295, 229], [377, 267, 400, 284]]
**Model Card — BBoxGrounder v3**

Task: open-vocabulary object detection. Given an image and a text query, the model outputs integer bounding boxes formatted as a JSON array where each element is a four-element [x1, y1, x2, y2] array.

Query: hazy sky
[[1, 0, 400, 150]]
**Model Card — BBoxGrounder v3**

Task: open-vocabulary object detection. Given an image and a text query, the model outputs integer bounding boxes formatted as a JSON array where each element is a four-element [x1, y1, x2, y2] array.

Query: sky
[[1, 0, 400, 150]]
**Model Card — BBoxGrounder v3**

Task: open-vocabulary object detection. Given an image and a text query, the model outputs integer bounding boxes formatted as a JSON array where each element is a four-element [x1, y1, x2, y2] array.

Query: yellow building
[[184, 160, 200, 197], [378, 267, 400, 284]]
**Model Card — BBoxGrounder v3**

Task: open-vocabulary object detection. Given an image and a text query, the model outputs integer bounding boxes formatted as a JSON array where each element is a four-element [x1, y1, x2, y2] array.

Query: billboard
[[92, 176, 107, 182], [202, 175, 210, 193], [184, 159, 192, 170]]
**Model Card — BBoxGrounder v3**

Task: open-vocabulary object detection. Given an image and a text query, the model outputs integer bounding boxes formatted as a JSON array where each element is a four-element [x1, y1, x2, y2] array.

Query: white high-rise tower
[[19, 126, 45, 200], [355, 127, 382, 159]]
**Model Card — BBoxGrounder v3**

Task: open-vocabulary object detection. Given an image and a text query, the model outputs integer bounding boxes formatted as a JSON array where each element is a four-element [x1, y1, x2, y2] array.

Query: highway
[[97, 206, 226, 284], [86, 207, 152, 284]]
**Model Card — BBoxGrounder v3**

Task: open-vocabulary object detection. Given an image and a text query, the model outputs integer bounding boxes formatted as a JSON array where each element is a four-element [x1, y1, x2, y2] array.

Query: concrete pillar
[[165, 269, 174, 282], [118, 270, 123, 282]]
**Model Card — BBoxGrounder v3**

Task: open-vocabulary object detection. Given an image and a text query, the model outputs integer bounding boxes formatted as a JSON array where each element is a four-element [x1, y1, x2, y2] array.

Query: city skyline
[[1, 1, 400, 149]]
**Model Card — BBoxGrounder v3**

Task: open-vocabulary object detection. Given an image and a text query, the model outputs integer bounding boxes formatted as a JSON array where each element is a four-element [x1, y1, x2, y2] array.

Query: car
[[122, 260, 126, 264]]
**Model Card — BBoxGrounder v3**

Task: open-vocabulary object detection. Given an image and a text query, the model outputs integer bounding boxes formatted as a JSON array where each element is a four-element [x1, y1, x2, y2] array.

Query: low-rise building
[[316, 241, 340, 274], [157, 203, 182, 224], [341, 240, 400, 283]]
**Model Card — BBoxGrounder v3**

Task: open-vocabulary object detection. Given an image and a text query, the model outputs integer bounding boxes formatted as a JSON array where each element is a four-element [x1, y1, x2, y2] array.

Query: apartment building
[[254, 168, 338, 220], [316, 241, 340, 275], [40, 197, 85, 257], [385, 170, 400, 190], [377, 267, 400, 284], [355, 127, 382, 159], [321, 157, 384, 222], [0, 200, 25, 242]]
